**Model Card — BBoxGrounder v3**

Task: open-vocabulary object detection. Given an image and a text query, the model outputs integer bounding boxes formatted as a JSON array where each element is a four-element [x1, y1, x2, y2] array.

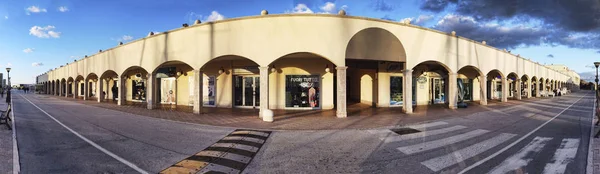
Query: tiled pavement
[[42, 94, 544, 130], [0, 96, 12, 174]]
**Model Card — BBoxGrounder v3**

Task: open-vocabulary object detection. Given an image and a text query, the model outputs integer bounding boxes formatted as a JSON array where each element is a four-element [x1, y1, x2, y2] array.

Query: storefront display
[[390, 76, 403, 106], [158, 78, 176, 104], [131, 79, 146, 101], [203, 76, 216, 106], [285, 75, 319, 108]]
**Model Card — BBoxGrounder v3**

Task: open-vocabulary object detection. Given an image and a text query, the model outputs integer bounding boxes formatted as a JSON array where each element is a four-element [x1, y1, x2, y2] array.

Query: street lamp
[[5, 67, 10, 104]]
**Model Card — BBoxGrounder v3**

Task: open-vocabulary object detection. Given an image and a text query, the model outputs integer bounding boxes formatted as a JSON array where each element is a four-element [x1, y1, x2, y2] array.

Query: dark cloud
[[420, 0, 600, 32], [547, 54, 554, 58], [371, 0, 394, 11], [420, 0, 457, 12], [433, 14, 550, 49], [432, 13, 600, 51]]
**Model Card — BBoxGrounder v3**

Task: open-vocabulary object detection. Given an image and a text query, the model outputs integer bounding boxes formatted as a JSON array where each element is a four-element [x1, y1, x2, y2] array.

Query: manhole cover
[[390, 128, 421, 135]]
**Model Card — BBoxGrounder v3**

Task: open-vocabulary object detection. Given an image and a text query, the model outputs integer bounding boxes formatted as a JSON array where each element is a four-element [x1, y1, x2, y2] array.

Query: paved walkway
[[0, 96, 13, 174], [592, 97, 600, 174], [45, 95, 547, 130]]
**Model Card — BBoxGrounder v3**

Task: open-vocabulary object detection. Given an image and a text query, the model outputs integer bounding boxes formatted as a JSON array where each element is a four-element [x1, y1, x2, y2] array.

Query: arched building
[[36, 11, 580, 122]]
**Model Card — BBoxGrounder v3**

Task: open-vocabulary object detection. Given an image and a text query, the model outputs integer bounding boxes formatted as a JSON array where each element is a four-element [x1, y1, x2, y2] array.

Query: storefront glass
[[390, 76, 403, 106], [203, 76, 216, 106], [131, 79, 146, 101], [285, 75, 320, 108]]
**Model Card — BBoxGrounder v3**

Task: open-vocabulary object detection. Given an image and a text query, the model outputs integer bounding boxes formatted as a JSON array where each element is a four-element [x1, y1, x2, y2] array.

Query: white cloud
[[4, 16, 7, 19], [415, 15, 434, 24], [341, 5, 348, 9], [205, 11, 225, 22], [29, 25, 61, 38], [320, 2, 336, 13], [287, 4, 314, 14], [6, 63, 12, 67], [32, 62, 43, 67], [58, 6, 69, 12], [23, 48, 34, 53], [117, 35, 133, 41], [26, 6, 47, 15]]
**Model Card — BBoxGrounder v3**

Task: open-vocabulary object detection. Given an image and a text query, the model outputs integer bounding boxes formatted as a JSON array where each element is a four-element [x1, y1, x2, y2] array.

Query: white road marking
[[368, 121, 449, 138], [384, 125, 467, 143], [407, 121, 449, 130], [20, 94, 149, 174], [421, 133, 516, 172], [458, 93, 589, 174], [397, 129, 489, 154], [543, 138, 580, 174], [489, 137, 553, 174]]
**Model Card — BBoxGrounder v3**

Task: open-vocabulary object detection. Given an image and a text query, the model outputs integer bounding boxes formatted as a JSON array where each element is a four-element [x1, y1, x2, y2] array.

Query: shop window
[[390, 76, 403, 106], [285, 75, 320, 108]]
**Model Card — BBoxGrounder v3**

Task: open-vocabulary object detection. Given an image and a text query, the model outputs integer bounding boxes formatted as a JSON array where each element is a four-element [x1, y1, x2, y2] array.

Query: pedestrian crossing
[[371, 121, 582, 173], [160, 129, 271, 174]]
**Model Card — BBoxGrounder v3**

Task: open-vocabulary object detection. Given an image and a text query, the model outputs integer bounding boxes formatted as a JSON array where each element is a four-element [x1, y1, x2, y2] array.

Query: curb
[[587, 94, 596, 174], [11, 92, 20, 174]]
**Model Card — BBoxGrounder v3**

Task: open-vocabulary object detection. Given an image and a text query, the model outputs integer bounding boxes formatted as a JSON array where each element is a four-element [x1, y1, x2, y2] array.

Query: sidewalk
[[45, 94, 544, 130], [0, 98, 12, 174]]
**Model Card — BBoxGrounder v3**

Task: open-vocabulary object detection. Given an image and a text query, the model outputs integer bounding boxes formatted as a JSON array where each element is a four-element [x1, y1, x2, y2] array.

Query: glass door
[[234, 75, 259, 108], [432, 78, 444, 104]]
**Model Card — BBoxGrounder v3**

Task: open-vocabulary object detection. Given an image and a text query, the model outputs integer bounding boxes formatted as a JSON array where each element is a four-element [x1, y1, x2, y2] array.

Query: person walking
[[111, 84, 118, 102]]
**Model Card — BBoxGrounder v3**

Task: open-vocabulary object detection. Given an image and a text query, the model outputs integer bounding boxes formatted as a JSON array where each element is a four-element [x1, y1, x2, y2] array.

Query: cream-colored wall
[[37, 14, 578, 107]]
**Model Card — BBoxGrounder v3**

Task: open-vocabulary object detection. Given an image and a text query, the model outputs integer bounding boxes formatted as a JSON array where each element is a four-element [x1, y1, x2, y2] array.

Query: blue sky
[[0, 0, 598, 84]]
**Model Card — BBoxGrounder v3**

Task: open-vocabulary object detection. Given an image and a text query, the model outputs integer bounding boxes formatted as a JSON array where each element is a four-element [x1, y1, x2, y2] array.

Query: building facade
[[36, 11, 580, 122]]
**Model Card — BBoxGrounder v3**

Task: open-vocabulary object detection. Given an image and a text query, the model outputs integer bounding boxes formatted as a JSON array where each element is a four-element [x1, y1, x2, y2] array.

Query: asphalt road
[[13, 93, 234, 173], [11, 91, 595, 174]]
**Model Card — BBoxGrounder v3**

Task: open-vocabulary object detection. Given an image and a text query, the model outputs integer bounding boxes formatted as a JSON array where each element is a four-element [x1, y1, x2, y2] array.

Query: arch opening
[[412, 61, 451, 107], [269, 52, 336, 110], [457, 66, 484, 103], [201, 55, 260, 109], [121, 66, 150, 107], [150, 61, 195, 111], [486, 70, 504, 101]]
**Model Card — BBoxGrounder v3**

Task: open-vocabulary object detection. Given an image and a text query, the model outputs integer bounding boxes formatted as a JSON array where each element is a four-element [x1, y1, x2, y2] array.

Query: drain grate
[[390, 128, 421, 135]]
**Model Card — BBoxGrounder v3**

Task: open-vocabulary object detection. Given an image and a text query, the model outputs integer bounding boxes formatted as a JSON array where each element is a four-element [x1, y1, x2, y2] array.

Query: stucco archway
[[486, 70, 504, 101], [150, 61, 195, 111], [85, 73, 99, 100], [66, 77, 75, 97], [121, 66, 150, 107], [99, 70, 119, 103], [202, 55, 261, 110], [457, 65, 485, 104], [507, 73, 518, 99], [412, 61, 452, 108], [269, 52, 337, 110]]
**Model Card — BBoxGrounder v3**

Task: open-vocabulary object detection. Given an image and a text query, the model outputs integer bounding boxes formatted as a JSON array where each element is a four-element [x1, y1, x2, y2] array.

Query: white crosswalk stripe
[[489, 137, 553, 174], [397, 129, 489, 154], [542, 138, 580, 174], [406, 121, 449, 130], [421, 133, 516, 172], [384, 125, 467, 143]]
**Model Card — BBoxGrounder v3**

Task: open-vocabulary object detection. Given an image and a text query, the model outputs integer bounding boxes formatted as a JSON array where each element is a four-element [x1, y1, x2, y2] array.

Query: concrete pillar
[[527, 79, 532, 98], [147, 74, 155, 109], [97, 79, 104, 102], [336, 66, 348, 118], [479, 76, 488, 105], [403, 70, 413, 114], [448, 73, 457, 109], [259, 67, 272, 122], [73, 81, 78, 99], [536, 81, 541, 97], [118, 76, 125, 105], [65, 82, 69, 97], [192, 70, 203, 114], [84, 80, 88, 100], [501, 77, 508, 102], [516, 79, 522, 100]]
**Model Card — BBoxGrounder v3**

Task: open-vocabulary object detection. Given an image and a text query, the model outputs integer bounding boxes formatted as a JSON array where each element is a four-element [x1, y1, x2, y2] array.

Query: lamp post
[[595, 62, 600, 91], [5, 67, 10, 103]]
